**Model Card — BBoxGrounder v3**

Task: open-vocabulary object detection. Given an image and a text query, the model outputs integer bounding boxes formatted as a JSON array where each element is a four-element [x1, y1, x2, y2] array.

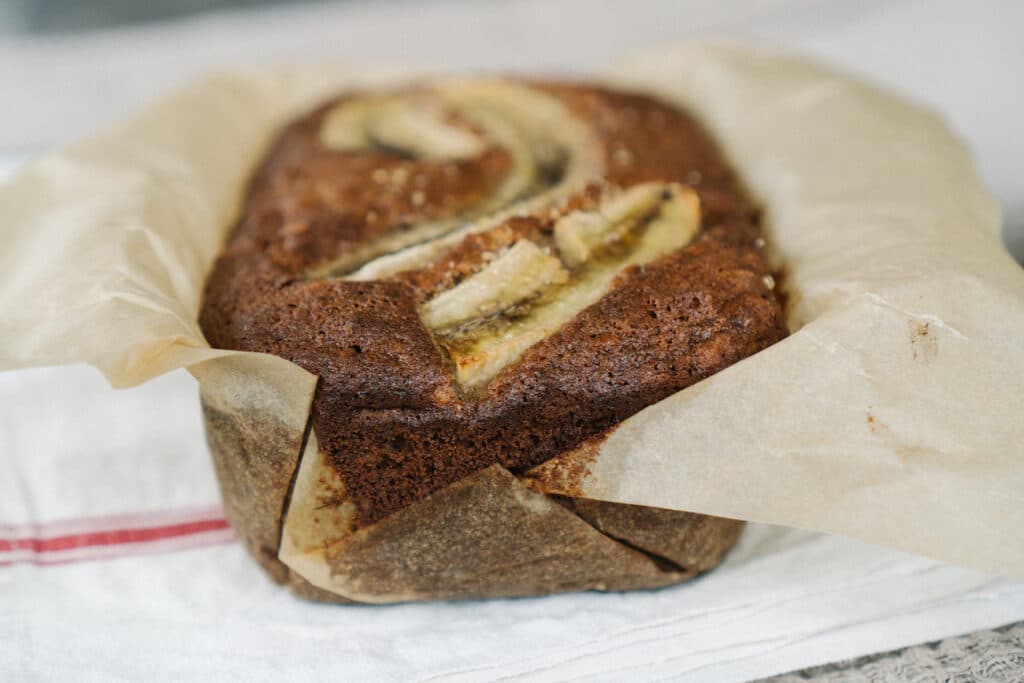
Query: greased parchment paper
[[1, 43, 1021, 588]]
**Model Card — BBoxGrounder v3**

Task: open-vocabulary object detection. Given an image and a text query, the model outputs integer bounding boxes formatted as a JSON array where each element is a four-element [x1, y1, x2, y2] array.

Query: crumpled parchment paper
[[1, 43, 1021, 584]]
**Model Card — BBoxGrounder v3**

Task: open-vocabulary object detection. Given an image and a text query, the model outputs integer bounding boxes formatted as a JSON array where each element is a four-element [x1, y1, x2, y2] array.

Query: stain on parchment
[[866, 405, 889, 434], [910, 320, 938, 362], [309, 454, 359, 539], [892, 443, 930, 459], [520, 427, 617, 497], [867, 405, 930, 460]]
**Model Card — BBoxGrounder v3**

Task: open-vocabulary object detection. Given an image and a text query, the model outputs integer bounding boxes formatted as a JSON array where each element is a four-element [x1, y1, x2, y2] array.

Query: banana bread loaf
[[199, 79, 786, 602]]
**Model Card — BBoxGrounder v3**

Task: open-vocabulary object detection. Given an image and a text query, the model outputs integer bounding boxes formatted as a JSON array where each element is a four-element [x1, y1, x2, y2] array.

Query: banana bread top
[[199, 80, 786, 529]]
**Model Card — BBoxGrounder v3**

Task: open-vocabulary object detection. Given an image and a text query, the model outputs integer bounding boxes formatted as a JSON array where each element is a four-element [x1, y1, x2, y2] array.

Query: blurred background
[[0, 0, 1021, 260], [0, 0, 312, 33]]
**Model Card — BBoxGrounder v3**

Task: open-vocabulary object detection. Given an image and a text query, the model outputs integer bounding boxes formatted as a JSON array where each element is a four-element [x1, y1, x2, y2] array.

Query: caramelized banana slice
[[314, 86, 558, 280], [320, 97, 485, 160], [421, 240, 569, 332], [342, 81, 605, 281], [447, 184, 700, 389], [554, 183, 669, 268]]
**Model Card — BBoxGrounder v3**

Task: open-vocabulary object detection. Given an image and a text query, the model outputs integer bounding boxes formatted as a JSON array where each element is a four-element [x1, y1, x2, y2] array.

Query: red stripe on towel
[[0, 508, 235, 566]]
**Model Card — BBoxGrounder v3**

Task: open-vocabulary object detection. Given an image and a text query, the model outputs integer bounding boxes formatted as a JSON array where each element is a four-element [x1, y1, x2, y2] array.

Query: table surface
[[1, 1, 1022, 681], [767, 622, 1024, 681]]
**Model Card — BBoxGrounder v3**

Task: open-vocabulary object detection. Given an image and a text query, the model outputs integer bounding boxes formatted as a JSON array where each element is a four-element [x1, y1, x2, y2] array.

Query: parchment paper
[[1, 43, 1021, 581]]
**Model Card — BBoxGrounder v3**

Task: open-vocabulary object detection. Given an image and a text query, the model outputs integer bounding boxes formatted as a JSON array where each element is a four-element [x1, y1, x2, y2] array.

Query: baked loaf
[[199, 79, 786, 602]]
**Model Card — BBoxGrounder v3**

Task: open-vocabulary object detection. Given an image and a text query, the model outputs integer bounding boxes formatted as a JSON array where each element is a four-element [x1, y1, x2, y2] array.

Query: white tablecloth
[[1, 1, 1022, 680]]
